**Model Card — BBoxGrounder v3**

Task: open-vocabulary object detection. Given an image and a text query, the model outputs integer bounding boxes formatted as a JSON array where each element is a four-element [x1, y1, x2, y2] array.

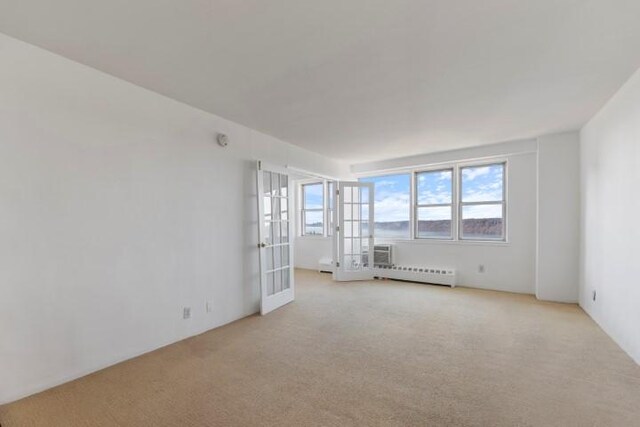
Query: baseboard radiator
[[373, 265, 457, 287]]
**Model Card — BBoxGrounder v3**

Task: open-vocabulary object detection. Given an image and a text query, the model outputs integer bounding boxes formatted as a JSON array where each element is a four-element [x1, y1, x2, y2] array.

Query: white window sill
[[373, 238, 510, 247]]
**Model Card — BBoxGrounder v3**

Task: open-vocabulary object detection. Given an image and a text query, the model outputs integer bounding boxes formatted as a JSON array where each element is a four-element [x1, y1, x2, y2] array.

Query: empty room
[[1, 1, 639, 426]]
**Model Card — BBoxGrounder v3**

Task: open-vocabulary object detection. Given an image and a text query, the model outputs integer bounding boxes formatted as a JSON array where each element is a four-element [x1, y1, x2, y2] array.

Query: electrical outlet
[[183, 307, 191, 319], [478, 264, 486, 273], [206, 301, 213, 313]]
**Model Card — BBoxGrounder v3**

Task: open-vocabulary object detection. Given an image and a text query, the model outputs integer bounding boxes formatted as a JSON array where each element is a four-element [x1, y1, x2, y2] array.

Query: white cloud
[[374, 179, 400, 188], [461, 165, 503, 201], [416, 171, 452, 204], [417, 206, 451, 220], [373, 193, 410, 222], [462, 166, 491, 181], [462, 204, 502, 219], [417, 189, 451, 204], [462, 188, 502, 202]]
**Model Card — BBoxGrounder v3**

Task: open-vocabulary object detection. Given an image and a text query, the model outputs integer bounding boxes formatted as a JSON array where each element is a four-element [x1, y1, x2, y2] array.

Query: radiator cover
[[373, 265, 457, 287]]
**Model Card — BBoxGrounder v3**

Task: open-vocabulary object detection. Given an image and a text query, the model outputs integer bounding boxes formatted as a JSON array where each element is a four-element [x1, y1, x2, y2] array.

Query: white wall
[[0, 33, 349, 404], [536, 132, 580, 302], [294, 238, 333, 270], [580, 68, 640, 364], [352, 140, 538, 294]]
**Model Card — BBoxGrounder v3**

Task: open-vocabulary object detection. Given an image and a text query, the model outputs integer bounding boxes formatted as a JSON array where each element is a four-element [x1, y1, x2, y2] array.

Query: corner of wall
[[577, 64, 640, 364], [535, 131, 580, 303]]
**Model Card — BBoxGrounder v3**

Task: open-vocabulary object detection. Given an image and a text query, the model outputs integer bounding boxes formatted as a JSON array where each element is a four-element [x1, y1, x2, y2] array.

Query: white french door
[[334, 181, 375, 281], [257, 161, 294, 315]]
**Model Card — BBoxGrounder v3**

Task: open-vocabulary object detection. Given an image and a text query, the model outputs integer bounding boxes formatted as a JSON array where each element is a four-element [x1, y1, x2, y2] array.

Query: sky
[[461, 164, 504, 203], [460, 164, 504, 219], [360, 174, 411, 222], [361, 164, 504, 222], [303, 183, 324, 209], [303, 164, 504, 232]]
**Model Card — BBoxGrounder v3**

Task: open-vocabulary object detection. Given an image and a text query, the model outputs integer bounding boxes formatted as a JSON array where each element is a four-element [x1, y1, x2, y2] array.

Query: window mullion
[[416, 203, 452, 208], [323, 181, 327, 237], [460, 201, 504, 206], [456, 165, 461, 241], [413, 171, 417, 240]]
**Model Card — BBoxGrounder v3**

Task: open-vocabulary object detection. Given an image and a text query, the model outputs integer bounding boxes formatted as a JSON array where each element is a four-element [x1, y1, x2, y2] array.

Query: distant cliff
[[371, 219, 502, 236], [309, 218, 502, 237]]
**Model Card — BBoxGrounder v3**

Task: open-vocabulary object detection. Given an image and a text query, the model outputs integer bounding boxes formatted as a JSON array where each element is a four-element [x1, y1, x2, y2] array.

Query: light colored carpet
[[1, 269, 639, 426]]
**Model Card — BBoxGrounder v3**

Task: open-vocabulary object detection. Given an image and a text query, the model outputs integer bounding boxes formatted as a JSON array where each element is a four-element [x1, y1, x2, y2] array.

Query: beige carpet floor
[[1, 269, 639, 426]]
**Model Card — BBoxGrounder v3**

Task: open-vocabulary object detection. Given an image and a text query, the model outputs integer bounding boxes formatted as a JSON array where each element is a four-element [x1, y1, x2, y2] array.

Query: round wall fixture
[[217, 133, 229, 147]]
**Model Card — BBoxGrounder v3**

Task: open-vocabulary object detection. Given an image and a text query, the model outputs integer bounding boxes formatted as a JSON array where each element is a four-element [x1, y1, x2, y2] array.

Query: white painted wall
[[352, 140, 538, 294], [294, 238, 333, 271], [536, 132, 580, 302], [0, 33, 349, 404], [580, 68, 640, 364]]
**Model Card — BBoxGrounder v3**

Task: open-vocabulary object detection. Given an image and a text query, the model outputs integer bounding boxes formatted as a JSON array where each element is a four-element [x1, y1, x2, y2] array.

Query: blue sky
[[360, 174, 411, 222], [461, 164, 504, 219], [416, 170, 453, 221], [417, 170, 452, 205], [360, 164, 504, 222], [461, 164, 503, 203], [303, 183, 323, 209], [304, 165, 504, 227]]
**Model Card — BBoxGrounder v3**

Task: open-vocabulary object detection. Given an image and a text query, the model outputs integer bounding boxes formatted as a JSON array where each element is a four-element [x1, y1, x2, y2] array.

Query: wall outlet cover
[[183, 307, 191, 319]]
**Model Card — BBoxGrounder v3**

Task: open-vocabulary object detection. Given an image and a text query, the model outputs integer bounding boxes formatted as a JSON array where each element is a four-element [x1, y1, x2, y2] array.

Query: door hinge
[[336, 189, 340, 196], [336, 225, 340, 232]]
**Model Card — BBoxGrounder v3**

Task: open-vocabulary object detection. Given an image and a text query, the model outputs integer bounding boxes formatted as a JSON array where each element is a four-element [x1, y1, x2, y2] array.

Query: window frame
[[458, 161, 507, 242], [356, 158, 508, 244], [326, 181, 335, 237], [298, 159, 508, 243], [359, 172, 413, 241], [300, 182, 325, 237], [414, 167, 455, 240]]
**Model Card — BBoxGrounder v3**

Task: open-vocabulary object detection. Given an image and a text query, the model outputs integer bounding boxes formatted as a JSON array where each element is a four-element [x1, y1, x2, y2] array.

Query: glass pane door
[[335, 182, 374, 281], [257, 162, 294, 314]]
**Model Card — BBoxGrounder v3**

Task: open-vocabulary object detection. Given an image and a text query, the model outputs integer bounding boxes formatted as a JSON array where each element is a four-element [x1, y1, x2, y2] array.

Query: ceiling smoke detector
[[217, 133, 229, 147]]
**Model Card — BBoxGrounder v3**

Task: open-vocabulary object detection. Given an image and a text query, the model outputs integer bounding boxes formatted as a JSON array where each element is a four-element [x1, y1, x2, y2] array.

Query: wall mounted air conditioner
[[372, 244, 393, 266]]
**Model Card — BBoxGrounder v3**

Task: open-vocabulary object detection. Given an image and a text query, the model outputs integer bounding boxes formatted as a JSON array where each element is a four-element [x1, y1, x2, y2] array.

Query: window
[[415, 169, 453, 239], [302, 161, 506, 242], [459, 163, 505, 240], [360, 174, 411, 239], [358, 160, 507, 242], [327, 181, 335, 236], [301, 183, 324, 236]]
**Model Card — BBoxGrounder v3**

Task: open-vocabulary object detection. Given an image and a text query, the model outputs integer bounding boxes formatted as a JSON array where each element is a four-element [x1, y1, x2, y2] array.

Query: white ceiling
[[2, 1, 640, 163]]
